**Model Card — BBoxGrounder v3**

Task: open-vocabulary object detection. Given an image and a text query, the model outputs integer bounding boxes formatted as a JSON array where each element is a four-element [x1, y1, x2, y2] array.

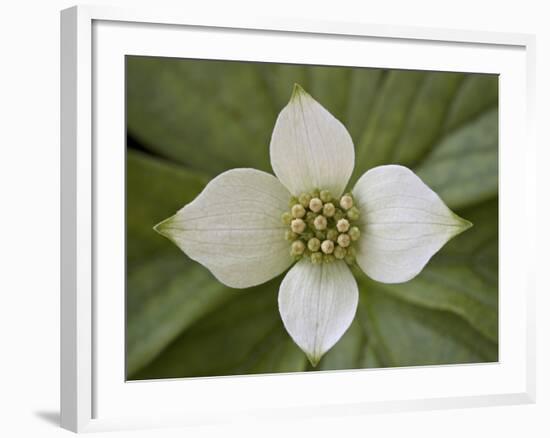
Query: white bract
[[155, 84, 472, 366]]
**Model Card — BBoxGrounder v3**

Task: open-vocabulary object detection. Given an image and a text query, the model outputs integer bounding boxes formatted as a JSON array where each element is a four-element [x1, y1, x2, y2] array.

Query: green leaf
[[258, 63, 310, 112], [349, 72, 498, 210], [415, 109, 498, 209], [358, 284, 498, 367], [243, 335, 308, 374], [126, 149, 208, 268], [126, 255, 231, 376], [318, 320, 365, 370], [127, 57, 276, 175], [131, 276, 308, 380], [352, 70, 425, 179], [344, 69, 385, 143], [307, 66, 352, 123], [358, 199, 498, 342], [443, 73, 499, 132], [390, 72, 464, 165]]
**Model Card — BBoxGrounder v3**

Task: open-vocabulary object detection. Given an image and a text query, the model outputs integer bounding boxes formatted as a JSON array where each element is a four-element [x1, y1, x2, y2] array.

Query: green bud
[[302, 231, 314, 241], [288, 196, 299, 208], [326, 228, 339, 241], [311, 189, 320, 199], [285, 230, 298, 241], [344, 254, 356, 265], [307, 237, 321, 252], [323, 254, 335, 264], [291, 203, 306, 218], [299, 193, 312, 208], [281, 211, 292, 225], [290, 240, 306, 256], [349, 226, 361, 241], [347, 206, 360, 221], [320, 190, 332, 203], [333, 208, 345, 221], [344, 245, 356, 265], [334, 246, 346, 260], [322, 202, 336, 217], [311, 252, 323, 264], [315, 230, 326, 241]]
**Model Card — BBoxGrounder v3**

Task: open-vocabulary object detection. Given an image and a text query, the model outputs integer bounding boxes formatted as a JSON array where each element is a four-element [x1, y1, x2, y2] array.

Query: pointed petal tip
[[153, 216, 174, 238], [290, 83, 306, 101], [152, 222, 163, 235], [307, 354, 321, 367], [454, 214, 473, 235]]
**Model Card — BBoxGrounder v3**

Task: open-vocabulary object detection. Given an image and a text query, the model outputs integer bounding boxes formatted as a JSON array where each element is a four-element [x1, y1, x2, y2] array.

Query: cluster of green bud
[[281, 189, 361, 266]]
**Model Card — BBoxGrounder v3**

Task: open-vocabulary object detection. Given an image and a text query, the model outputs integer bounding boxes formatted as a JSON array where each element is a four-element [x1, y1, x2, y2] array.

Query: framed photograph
[[60, 5, 536, 433]]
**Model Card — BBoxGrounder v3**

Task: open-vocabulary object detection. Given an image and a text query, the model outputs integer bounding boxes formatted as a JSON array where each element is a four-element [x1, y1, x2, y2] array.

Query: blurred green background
[[126, 56, 498, 380]]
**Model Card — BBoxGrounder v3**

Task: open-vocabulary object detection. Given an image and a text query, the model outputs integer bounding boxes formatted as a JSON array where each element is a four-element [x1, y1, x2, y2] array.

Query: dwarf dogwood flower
[[154, 84, 472, 366]]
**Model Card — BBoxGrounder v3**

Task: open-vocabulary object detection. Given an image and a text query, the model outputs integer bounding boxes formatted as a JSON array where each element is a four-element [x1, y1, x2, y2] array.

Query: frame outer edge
[[59, 4, 536, 431], [61, 5, 93, 432], [78, 4, 532, 46], [524, 34, 537, 404], [60, 6, 78, 432]]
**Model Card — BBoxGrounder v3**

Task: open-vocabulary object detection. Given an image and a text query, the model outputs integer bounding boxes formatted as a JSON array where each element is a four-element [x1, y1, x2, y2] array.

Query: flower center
[[281, 189, 361, 265]]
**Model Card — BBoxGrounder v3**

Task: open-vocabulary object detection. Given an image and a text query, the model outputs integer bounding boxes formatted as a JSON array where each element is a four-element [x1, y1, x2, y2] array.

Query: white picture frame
[[60, 4, 536, 433]]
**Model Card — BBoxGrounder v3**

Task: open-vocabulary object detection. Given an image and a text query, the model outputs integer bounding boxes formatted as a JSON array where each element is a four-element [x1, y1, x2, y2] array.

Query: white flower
[[154, 84, 472, 366]]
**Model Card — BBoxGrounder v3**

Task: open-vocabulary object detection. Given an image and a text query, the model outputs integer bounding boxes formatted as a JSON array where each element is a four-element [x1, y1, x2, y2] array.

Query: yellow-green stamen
[[307, 237, 321, 252], [291, 218, 306, 234], [313, 215, 328, 230], [290, 240, 306, 256], [309, 197, 323, 213], [291, 203, 306, 218], [339, 194, 353, 210], [281, 189, 361, 264]]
